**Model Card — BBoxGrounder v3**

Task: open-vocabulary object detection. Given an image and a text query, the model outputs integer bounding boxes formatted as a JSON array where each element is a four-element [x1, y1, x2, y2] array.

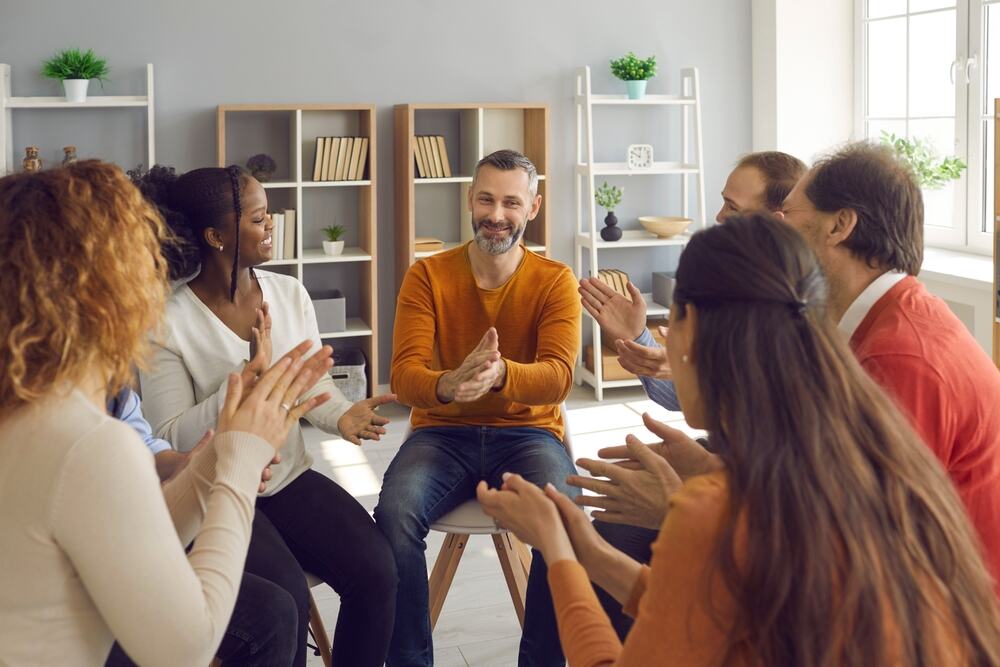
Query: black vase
[[600, 211, 622, 241]]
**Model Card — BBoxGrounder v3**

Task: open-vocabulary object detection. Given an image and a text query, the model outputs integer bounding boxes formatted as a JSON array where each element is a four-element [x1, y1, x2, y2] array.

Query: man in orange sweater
[[375, 150, 581, 667]]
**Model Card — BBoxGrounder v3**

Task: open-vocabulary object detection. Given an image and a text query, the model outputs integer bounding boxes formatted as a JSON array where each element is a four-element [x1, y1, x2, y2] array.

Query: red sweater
[[851, 276, 1000, 592]]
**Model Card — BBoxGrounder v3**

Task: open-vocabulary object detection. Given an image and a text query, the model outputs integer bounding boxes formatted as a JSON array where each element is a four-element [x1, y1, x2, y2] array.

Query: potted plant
[[610, 52, 657, 100], [42, 48, 109, 103], [879, 131, 967, 190], [322, 225, 345, 255], [595, 182, 624, 241]]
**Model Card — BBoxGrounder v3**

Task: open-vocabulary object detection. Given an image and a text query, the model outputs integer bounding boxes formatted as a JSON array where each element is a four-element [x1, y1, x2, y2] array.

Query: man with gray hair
[[376, 149, 581, 666]]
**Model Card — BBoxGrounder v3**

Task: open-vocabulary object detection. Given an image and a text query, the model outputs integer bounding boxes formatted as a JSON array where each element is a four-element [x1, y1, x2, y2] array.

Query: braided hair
[[132, 164, 251, 300]]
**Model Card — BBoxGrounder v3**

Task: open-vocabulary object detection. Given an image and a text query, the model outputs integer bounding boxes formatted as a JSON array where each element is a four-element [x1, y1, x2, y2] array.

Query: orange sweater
[[548, 472, 968, 666], [391, 243, 580, 440]]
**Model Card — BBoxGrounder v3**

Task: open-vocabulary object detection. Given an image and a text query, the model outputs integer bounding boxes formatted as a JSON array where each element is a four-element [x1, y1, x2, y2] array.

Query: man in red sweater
[[780, 142, 1000, 591]]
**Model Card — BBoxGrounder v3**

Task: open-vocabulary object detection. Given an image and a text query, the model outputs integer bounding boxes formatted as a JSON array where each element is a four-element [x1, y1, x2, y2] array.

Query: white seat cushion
[[430, 499, 505, 535]]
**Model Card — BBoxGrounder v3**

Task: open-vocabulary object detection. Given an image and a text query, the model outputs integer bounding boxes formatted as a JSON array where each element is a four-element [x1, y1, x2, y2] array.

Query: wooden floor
[[302, 383, 702, 666]]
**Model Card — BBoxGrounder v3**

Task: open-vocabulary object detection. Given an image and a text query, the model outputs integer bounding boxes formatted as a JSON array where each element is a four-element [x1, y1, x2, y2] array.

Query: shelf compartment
[[576, 162, 699, 176], [300, 247, 372, 263], [576, 229, 690, 249], [318, 317, 373, 339]]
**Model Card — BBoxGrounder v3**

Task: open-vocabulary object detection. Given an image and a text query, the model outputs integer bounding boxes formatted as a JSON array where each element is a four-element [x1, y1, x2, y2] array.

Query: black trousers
[[251, 468, 398, 667], [592, 520, 660, 639]]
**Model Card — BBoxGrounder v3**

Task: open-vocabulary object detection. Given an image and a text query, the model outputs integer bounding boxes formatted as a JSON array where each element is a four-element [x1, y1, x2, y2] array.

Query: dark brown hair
[[736, 151, 807, 211], [0, 161, 169, 413], [672, 212, 1000, 665], [805, 142, 923, 274]]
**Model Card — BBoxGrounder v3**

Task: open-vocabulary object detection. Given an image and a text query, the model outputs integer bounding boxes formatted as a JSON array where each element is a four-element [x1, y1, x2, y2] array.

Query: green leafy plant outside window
[[879, 131, 966, 190], [322, 225, 345, 242], [610, 53, 657, 81], [595, 182, 623, 210], [42, 48, 109, 82]]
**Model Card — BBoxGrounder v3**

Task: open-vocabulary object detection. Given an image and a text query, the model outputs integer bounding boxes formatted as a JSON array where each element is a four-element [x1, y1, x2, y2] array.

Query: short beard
[[472, 218, 524, 256]]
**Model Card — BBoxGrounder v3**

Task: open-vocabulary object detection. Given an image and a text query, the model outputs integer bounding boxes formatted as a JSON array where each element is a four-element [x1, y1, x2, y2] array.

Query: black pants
[[252, 468, 398, 667], [592, 520, 660, 639]]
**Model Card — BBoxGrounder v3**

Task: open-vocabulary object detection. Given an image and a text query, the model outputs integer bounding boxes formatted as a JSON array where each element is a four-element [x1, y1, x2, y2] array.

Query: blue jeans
[[374, 426, 580, 667]]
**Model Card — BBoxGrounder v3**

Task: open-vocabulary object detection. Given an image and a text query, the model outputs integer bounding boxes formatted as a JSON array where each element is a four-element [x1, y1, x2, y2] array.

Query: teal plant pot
[[626, 80, 647, 100]]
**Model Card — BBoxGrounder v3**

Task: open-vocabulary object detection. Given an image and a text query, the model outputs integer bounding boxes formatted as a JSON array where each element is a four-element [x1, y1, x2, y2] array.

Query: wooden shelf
[[576, 367, 643, 390], [414, 241, 545, 259], [302, 179, 372, 188], [319, 318, 373, 339], [217, 103, 379, 394], [575, 94, 695, 106], [576, 161, 700, 176], [577, 230, 690, 249], [394, 102, 550, 288], [300, 247, 372, 263]]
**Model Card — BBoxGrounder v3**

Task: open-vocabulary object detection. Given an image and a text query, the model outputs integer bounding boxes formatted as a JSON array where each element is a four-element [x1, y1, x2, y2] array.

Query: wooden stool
[[427, 499, 534, 629]]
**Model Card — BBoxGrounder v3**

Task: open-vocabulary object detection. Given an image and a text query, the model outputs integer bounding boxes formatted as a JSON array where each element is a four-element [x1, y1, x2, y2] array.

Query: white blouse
[[140, 271, 353, 495]]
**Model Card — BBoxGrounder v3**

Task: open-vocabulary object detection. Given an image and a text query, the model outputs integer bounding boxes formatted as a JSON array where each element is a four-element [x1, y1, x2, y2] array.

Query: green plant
[[879, 131, 967, 190], [322, 225, 345, 242], [41, 48, 109, 82], [610, 52, 657, 81], [595, 182, 623, 210]]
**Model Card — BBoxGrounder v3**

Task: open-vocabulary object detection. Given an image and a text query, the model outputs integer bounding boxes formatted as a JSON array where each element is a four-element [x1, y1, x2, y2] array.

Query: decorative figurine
[[22, 146, 42, 173], [62, 146, 78, 166]]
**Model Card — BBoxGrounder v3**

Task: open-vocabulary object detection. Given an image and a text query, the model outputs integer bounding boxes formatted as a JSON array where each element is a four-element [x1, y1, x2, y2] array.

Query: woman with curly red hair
[[0, 161, 333, 666]]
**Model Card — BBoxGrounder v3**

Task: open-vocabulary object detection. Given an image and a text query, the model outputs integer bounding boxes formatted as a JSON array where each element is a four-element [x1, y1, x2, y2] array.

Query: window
[[857, 0, 996, 253]]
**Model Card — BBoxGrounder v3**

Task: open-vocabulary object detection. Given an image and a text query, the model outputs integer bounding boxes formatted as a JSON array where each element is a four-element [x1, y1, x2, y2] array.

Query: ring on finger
[[280, 402, 292, 413]]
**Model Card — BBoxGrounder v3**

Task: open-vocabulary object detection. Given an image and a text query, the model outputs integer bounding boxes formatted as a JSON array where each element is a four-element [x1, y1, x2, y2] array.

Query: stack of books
[[311, 137, 369, 182], [413, 135, 453, 178], [267, 209, 297, 260], [414, 237, 444, 252], [596, 269, 632, 302]]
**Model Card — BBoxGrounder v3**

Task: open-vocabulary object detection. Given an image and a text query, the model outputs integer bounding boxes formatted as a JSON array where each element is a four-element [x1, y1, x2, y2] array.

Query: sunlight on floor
[[320, 438, 384, 497]]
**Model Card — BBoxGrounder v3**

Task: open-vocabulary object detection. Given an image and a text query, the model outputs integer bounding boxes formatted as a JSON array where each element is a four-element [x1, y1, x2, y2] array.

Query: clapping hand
[[435, 328, 505, 403]]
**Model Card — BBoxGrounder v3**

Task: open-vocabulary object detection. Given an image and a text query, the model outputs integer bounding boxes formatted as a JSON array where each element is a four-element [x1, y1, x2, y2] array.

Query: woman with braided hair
[[133, 164, 398, 667]]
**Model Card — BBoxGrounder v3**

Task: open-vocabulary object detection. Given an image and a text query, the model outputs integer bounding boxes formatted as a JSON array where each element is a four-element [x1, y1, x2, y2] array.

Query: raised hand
[[242, 302, 274, 390], [614, 327, 672, 380], [596, 413, 721, 480], [337, 393, 397, 446], [218, 341, 334, 450], [569, 435, 682, 530], [579, 277, 647, 343], [435, 327, 504, 403]]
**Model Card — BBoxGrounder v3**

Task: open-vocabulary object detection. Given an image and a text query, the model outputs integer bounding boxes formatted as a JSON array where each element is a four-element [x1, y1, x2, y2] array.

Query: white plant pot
[[63, 79, 90, 103], [322, 240, 345, 256]]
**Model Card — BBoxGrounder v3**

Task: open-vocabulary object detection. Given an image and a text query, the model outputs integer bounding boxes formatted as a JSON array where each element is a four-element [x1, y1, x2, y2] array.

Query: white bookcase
[[217, 104, 378, 393], [573, 66, 706, 400], [0, 63, 155, 175]]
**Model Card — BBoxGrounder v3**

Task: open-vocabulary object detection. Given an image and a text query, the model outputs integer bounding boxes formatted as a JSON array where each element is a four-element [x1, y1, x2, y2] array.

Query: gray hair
[[472, 149, 539, 197]]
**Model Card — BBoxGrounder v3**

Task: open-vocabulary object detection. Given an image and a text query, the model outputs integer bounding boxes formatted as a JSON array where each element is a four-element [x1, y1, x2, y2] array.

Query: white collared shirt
[[838, 270, 908, 339]]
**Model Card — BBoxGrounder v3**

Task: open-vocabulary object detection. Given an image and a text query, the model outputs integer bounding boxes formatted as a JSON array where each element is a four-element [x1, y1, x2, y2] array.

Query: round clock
[[627, 144, 654, 169]]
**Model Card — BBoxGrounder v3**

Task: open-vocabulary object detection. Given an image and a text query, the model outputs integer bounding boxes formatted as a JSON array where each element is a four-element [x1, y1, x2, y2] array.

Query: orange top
[[548, 471, 968, 666], [390, 243, 580, 440]]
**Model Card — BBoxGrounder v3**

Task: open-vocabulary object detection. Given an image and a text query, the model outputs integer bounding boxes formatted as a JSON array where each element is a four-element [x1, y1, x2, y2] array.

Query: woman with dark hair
[[133, 165, 398, 667], [0, 160, 334, 666], [477, 212, 1000, 665]]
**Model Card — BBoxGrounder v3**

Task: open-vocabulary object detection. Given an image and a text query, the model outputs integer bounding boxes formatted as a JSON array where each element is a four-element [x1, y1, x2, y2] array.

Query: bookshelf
[[393, 103, 549, 285], [217, 104, 378, 394], [573, 66, 706, 400], [0, 63, 155, 175]]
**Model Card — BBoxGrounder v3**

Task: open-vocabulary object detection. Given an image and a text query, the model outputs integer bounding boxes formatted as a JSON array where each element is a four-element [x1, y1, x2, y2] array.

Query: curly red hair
[[0, 160, 170, 412]]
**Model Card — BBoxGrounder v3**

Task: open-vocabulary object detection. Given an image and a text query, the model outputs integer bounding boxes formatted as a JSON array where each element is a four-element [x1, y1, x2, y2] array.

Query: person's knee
[[374, 491, 429, 547], [263, 586, 300, 651]]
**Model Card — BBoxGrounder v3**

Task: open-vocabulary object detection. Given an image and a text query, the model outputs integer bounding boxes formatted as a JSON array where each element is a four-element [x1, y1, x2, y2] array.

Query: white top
[[140, 271, 352, 495], [0, 389, 275, 667], [837, 271, 908, 339]]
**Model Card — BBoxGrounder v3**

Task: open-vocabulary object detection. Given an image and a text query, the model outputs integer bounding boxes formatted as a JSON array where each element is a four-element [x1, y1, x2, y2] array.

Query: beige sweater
[[0, 389, 274, 667]]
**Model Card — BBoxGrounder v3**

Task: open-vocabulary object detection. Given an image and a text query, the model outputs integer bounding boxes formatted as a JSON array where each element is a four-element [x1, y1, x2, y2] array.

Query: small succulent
[[595, 182, 623, 210], [246, 153, 277, 182], [42, 48, 109, 82], [323, 225, 345, 242], [610, 52, 657, 81]]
